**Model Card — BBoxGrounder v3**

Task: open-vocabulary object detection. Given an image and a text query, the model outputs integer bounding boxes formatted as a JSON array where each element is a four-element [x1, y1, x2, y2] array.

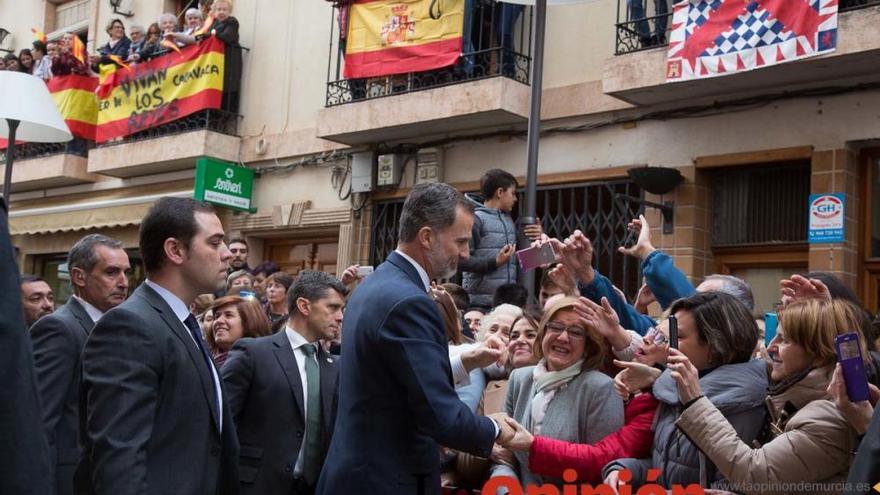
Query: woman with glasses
[[488, 296, 624, 488], [93, 18, 131, 68], [603, 291, 768, 491]]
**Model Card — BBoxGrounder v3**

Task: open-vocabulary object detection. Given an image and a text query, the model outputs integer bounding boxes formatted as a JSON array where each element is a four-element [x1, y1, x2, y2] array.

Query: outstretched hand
[[618, 214, 656, 260], [780, 274, 831, 306]]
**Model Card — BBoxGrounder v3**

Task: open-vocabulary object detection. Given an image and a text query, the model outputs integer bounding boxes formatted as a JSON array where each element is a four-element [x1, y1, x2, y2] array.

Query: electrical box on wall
[[377, 153, 404, 187], [350, 151, 375, 193], [415, 147, 443, 185]]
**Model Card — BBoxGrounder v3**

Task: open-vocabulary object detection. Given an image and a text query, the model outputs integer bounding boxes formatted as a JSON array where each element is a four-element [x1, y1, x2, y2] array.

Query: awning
[[9, 190, 192, 236]]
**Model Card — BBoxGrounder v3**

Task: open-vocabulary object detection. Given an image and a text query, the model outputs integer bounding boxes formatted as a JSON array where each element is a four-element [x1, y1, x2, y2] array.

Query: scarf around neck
[[529, 359, 583, 434]]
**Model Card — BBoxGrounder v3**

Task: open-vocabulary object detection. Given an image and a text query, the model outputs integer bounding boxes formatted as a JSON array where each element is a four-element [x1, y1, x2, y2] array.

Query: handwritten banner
[[96, 36, 225, 142]]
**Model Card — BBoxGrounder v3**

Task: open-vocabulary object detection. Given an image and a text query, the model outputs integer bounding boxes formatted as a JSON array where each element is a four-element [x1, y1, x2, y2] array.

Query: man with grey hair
[[317, 183, 514, 495], [222, 270, 347, 495], [30, 234, 129, 495]]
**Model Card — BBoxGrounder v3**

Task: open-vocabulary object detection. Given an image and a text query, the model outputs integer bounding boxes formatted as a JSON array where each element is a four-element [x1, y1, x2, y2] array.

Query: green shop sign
[[194, 158, 255, 212]]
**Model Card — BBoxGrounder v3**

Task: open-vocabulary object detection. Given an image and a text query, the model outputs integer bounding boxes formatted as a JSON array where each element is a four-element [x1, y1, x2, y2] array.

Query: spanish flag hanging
[[344, 0, 464, 78], [47, 75, 99, 141], [95, 36, 225, 143]]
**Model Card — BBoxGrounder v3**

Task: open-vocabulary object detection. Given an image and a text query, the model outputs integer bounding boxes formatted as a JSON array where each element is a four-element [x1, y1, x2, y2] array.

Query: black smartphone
[[668, 315, 678, 350]]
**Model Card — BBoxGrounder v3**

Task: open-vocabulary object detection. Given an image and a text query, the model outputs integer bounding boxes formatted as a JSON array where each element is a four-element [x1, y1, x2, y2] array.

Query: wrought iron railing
[[95, 109, 240, 148], [369, 179, 644, 300], [0, 140, 90, 164], [615, 0, 880, 56], [325, 0, 533, 107]]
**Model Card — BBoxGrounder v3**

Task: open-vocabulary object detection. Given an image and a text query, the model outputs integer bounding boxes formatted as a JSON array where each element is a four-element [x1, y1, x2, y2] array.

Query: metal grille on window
[[710, 163, 810, 247], [369, 180, 643, 300]]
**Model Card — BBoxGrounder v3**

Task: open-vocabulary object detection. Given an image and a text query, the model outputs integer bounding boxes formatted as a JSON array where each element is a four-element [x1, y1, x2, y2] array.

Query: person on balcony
[[31, 41, 52, 81], [126, 24, 145, 60], [18, 49, 34, 73], [165, 8, 203, 47], [50, 34, 89, 77], [210, 0, 242, 113], [91, 18, 131, 69], [131, 23, 162, 63], [628, 0, 669, 47], [3, 54, 20, 72]]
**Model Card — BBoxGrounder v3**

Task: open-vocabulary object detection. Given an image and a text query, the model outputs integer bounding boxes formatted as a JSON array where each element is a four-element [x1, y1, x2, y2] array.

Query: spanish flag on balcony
[[48, 75, 98, 140], [344, 0, 464, 79], [95, 36, 225, 143]]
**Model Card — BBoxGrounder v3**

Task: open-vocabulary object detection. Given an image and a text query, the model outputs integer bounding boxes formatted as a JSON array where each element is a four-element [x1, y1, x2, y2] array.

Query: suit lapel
[[272, 330, 305, 419], [386, 251, 427, 292], [317, 347, 336, 431], [65, 298, 94, 337], [137, 284, 222, 432]]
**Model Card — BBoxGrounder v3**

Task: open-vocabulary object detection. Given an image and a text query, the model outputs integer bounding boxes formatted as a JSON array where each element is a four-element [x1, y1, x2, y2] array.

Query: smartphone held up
[[516, 243, 558, 272]]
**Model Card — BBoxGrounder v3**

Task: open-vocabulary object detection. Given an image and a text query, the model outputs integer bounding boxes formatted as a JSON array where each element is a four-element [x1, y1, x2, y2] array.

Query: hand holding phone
[[764, 313, 778, 347], [668, 315, 678, 350], [516, 243, 558, 272], [835, 332, 870, 402], [356, 266, 374, 277]]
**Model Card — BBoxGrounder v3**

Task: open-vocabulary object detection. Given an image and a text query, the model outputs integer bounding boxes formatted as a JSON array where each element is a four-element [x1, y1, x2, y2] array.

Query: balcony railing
[[615, 0, 880, 56], [325, 0, 532, 107], [95, 109, 240, 148], [1, 140, 91, 165]]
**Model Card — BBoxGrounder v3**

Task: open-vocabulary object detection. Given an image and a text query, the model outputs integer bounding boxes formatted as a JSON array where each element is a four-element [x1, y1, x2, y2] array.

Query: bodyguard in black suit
[[316, 183, 514, 495], [31, 234, 130, 495], [222, 271, 347, 495], [75, 198, 239, 495], [0, 197, 52, 495]]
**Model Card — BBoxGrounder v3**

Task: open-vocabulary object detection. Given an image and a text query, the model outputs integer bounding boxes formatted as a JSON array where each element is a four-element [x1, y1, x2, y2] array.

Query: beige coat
[[676, 366, 857, 495]]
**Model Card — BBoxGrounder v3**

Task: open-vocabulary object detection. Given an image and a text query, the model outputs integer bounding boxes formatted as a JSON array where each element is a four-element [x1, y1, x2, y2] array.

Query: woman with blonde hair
[[670, 298, 867, 494], [490, 296, 624, 488]]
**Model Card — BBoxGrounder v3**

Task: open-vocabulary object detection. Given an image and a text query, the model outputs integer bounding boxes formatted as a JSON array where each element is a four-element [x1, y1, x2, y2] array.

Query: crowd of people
[[14, 173, 880, 495], [5, 0, 241, 112]]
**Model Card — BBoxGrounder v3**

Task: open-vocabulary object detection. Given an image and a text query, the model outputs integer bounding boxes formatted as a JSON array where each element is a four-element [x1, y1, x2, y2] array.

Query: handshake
[[486, 413, 534, 452]]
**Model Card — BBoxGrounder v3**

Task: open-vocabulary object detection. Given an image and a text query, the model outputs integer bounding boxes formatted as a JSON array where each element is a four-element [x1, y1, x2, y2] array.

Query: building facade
[[1, 0, 879, 314]]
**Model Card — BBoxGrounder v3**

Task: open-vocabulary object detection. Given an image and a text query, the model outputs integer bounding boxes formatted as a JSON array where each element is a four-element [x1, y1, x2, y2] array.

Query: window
[[54, 0, 90, 33], [710, 162, 810, 247]]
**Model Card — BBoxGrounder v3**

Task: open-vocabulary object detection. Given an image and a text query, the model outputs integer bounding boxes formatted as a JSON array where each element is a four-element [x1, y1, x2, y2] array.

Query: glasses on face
[[544, 321, 587, 340], [646, 327, 668, 346]]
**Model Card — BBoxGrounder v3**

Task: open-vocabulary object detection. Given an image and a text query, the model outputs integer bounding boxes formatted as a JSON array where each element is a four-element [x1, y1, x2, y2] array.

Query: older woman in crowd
[[490, 296, 625, 489], [226, 269, 254, 295], [447, 308, 543, 489], [165, 8, 203, 46], [478, 303, 522, 344], [264, 271, 293, 333], [126, 24, 145, 60], [208, 296, 271, 367], [210, 0, 242, 111], [93, 18, 130, 67], [603, 291, 767, 490], [135, 14, 177, 61], [132, 23, 162, 62], [670, 298, 866, 494]]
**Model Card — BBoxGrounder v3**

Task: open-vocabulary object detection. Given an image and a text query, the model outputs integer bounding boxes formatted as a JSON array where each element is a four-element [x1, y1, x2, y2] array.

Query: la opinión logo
[[481, 468, 705, 495]]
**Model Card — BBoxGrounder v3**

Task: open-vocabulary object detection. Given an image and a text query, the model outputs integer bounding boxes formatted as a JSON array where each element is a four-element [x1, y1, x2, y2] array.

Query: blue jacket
[[316, 251, 496, 495], [578, 250, 695, 335]]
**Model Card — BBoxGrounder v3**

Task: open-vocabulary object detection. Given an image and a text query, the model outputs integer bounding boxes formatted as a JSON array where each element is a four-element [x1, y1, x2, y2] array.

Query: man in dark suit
[[75, 197, 239, 495], [20, 274, 55, 327], [31, 234, 130, 495], [0, 198, 52, 495], [316, 183, 514, 495], [222, 270, 347, 495]]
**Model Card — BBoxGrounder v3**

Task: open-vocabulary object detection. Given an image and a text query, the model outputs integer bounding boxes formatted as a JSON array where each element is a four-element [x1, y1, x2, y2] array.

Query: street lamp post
[[0, 72, 72, 216], [502, 0, 598, 300]]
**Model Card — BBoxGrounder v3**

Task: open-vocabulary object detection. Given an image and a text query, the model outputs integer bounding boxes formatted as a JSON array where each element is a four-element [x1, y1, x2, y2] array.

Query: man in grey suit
[[75, 197, 239, 495], [31, 234, 130, 495], [222, 271, 347, 495]]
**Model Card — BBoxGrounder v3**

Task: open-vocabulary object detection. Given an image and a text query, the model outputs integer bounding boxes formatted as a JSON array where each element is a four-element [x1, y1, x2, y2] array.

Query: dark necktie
[[300, 343, 322, 486], [184, 314, 220, 420]]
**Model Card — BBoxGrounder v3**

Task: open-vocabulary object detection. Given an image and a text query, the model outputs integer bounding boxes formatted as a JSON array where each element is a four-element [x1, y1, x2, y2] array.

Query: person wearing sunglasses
[[488, 296, 624, 487]]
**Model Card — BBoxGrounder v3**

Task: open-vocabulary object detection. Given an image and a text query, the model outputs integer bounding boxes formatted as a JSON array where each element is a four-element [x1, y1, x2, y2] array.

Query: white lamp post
[[0, 72, 72, 215], [501, 0, 599, 298]]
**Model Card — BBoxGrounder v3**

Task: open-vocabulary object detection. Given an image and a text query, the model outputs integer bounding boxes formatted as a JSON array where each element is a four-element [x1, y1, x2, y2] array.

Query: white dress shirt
[[145, 279, 223, 430], [70, 295, 104, 323], [394, 249, 470, 387], [284, 325, 319, 477]]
